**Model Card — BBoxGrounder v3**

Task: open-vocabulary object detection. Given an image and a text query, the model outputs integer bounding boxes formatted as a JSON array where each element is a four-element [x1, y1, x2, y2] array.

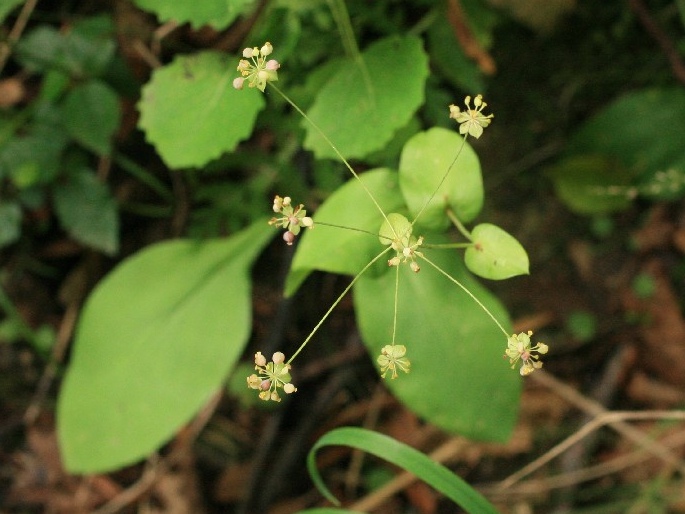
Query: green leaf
[[0, 0, 23, 24], [138, 51, 265, 169], [61, 80, 121, 155], [57, 221, 274, 473], [399, 128, 483, 231], [464, 223, 529, 280], [0, 201, 22, 247], [52, 168, 119, 255], [546, 155, 633, 214], [355, 241, 520, 441], [132, 0, 254, 30], [284, 169, 406, 296], [306, 427, 500, 514], [303, 35, 429, 160], [563, 88, 685, 206]]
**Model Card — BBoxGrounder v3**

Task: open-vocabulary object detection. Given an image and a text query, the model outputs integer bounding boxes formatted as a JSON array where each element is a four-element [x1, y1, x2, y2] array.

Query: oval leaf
[[138, 51, 264, 169], [354, 241, 520, 441], [132, 0, 254, 30], [57, 221, 273, 473], [61, 80, 120, 155], [303, 35, 429, 160], [464, 223, 529, 280], [399, 128, 483, 231], [306, 427, 499, 514], [53, 167, 119, 255], [285, 169, 406, 296]]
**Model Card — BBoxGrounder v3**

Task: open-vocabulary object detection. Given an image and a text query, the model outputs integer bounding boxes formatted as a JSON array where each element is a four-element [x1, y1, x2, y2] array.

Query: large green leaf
[[57, 221, 274, 473], [284, 169, 406, 296], [399, 128, 483, 231], [53, 168, 119, 255], [132, 0, 254, 30], [354, 241, 520, 441], [138, 51, 265, 169], [306, 427, 499, 514], [303, 35, 429, 160], [61, 80, 121, 155]]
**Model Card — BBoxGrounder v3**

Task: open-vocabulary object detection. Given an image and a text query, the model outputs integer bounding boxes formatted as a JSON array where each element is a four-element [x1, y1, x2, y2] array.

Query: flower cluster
[[377, 344, 411, 379], [504, 331, 548, 376], [233, 42, 280, 92], [449, 94, 493, 139], [388, 235, 424, 273], [247, 351, 297, 402], [268, 195, 314, 245]]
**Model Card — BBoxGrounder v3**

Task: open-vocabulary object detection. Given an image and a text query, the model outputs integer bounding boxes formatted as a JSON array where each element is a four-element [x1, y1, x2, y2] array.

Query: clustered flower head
[[268, 195, 314, 245], [247, 351, 297, 402], [388, 235, 424, 273], [233, 42, 280, 92], [504, 330, 548, 376], [449, 94, 494, 139], [377, 344, 411, 379]]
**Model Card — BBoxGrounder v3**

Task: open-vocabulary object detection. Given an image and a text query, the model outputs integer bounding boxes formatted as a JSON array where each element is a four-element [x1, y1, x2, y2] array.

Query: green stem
[[268, 84, 394, 234], [411, 135, 468, 226], [113, 152, 174, 202], [445, 208, 472, 241], [287, 246, 393, 364], [419, 253, 509, 338], [391, 264, 399, 345], [422, 242, 472, 250], [315, 221, 382, 239]]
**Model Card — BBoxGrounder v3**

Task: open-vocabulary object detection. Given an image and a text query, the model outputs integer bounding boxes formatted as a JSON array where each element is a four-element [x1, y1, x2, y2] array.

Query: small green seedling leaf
[[306, 427, 499, 514], [132, 0, 254, 30], [304, 35, 429, 160], [284, 169, 406, 296], [53, 168, 119, 255], [378, 212, 412, 245], [57, 221, 273, 473], [399, 127, 483, 231], [61, 80, 121, 155], [138, 51, 264, 169], [464, 223, 529, 280]]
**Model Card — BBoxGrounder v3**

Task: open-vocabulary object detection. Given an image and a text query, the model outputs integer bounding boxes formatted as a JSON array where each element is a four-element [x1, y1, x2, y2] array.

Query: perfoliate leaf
[[52, 168, 119, 255], [303, 35, 429, 160], [57, 221, 273, 473], [464, 223, 529, 280], [138, 51, 265, 169], [132, 0, 255, 30], [399, 128, 483, 231]]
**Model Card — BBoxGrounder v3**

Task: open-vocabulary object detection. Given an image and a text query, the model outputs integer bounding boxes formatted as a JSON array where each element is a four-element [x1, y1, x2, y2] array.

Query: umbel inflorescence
[[233, 42, 546, 400]]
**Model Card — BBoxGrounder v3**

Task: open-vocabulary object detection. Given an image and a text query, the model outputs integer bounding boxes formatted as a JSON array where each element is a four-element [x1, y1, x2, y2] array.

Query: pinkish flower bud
[[254, 351, 267, 367], [283, 231, 296, 245], [260, 379, 271, 391], [266, 59, 280, 70], [233, 77, 245, 90], [272, 352, 285, 364]]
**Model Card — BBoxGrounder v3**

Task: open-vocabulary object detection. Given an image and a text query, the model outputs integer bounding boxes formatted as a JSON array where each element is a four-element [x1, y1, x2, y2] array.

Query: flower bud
[[261, 42, 273, 56], [254, 351, 267, 367], [233, 77, 245, 90], [242, 48, 254, 58], [302, 217, 314, 228], [266, 59, 280, 70], [410, 261, 420, 273], [283, 231, 296, 245], [272, 352, 285, 364], [284, 383, 297, 394], [260, 379, 271, 391]]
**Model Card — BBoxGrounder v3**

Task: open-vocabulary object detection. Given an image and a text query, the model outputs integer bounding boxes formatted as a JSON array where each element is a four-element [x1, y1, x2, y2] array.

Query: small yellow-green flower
[[504, 331, 548, 376], [449, 94, 493, 139], [268, 195, 314, 245], [233, 42, 280, 92], [247, 351, 297, 402], [378, 344, 411, 379]]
